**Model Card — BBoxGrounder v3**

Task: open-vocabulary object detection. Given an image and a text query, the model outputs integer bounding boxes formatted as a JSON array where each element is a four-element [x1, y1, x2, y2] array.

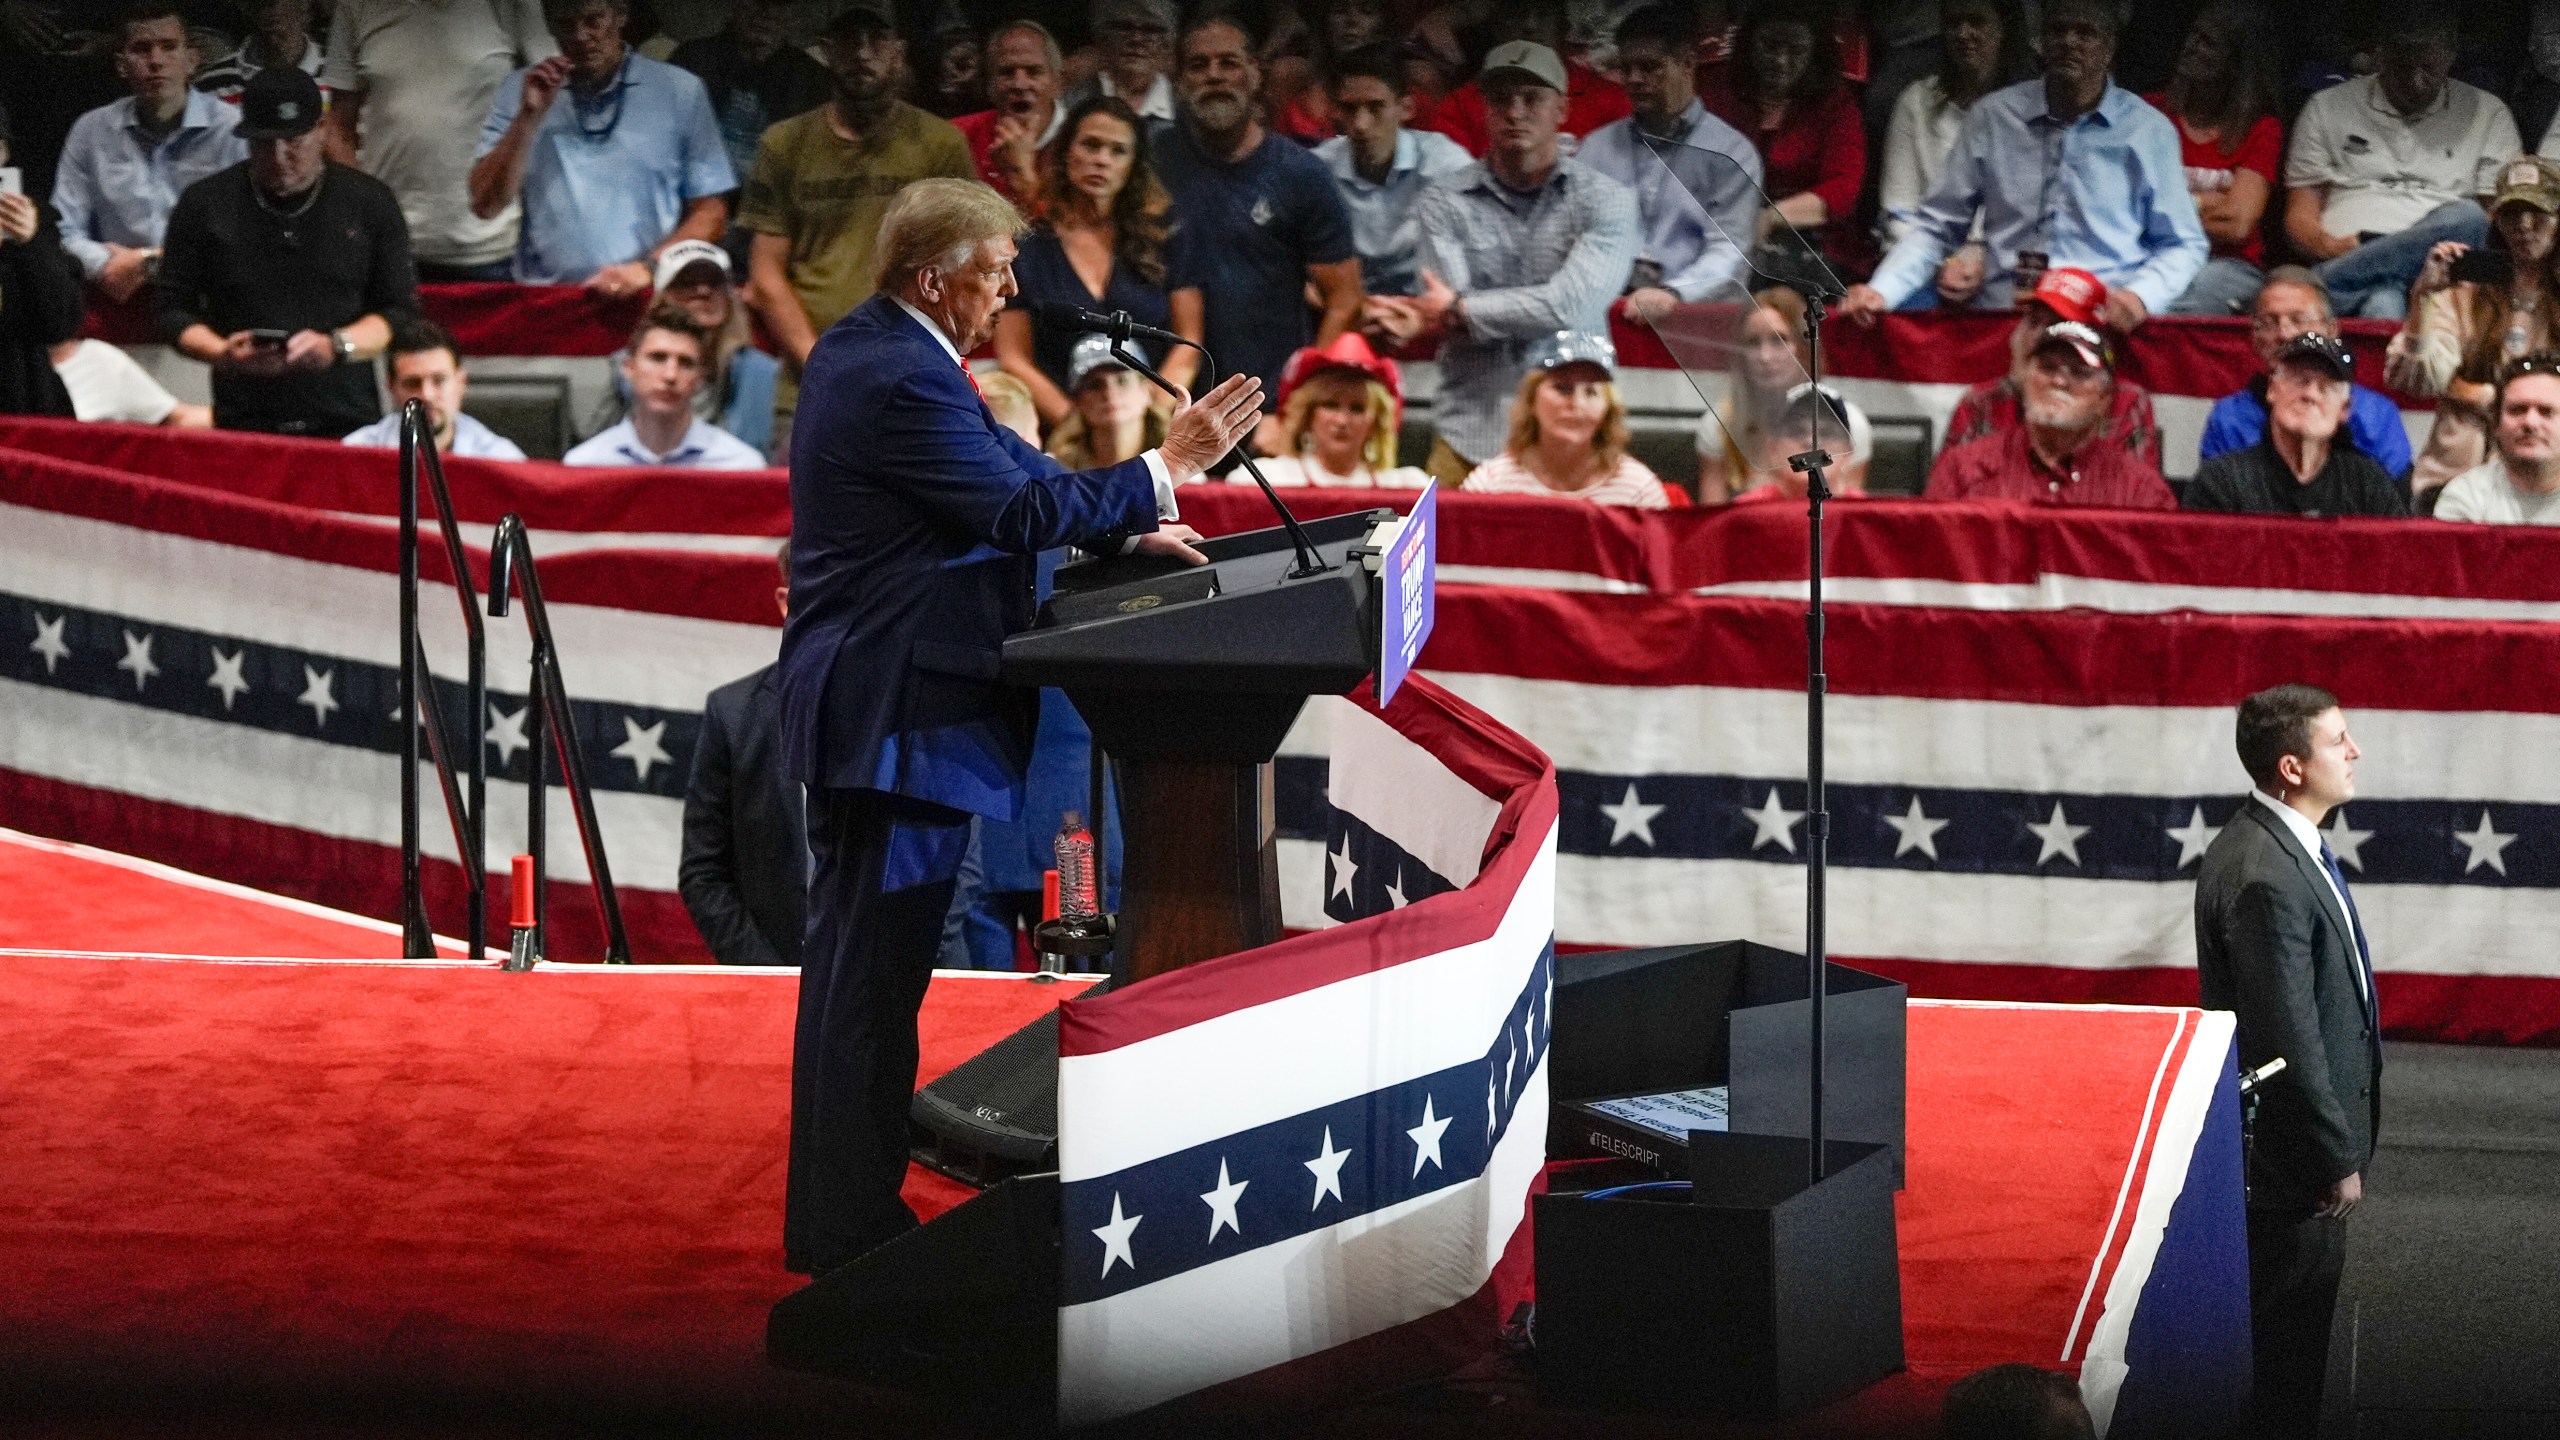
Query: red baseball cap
[[2030, 267, 2106, 326], [1276, 332, 1404, 420]]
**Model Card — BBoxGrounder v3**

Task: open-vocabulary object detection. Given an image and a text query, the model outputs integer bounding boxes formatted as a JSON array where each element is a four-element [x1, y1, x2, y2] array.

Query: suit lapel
[[2247, 803, 2370, 1023]]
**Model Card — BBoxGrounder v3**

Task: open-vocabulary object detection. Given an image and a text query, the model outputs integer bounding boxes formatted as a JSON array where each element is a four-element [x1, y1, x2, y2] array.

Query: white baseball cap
[[652, 239, 732, 295]]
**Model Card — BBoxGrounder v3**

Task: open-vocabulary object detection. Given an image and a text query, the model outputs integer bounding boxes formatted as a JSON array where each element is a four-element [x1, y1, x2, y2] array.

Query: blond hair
[[1504, 367, 1630, 470], [873, 178, 1029, 294], [975, 370, 1040, 442], [1280, 370, 1399, 471]]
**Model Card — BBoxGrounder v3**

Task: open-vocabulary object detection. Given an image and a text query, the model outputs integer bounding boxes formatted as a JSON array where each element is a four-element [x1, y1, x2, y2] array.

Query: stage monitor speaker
[[910, 1007, 1066, 1185], [767, 1172, 1060, 1422]]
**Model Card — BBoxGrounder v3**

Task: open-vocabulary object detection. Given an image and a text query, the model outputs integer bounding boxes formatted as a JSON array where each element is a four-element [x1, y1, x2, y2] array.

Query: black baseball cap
[[2275, 332, 2354, 382], [825, 0, 897, 38], [237, 66, 325, 141]]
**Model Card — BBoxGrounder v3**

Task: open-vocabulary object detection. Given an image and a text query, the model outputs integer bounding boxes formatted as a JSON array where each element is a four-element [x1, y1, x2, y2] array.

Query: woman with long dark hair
[[1698, 0, 1867, 278], [2151, 1, 2285, 314], [992, 94, 1203, 426], [1873, 0, 2031, 305]]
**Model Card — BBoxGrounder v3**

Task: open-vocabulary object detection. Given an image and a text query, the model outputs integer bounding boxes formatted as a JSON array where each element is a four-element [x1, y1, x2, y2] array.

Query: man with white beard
[[1923, 319, 2175, 508]]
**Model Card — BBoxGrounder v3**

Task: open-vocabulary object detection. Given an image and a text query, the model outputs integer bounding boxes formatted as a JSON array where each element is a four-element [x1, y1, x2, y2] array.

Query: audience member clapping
[[2148, 1, 2284, 316], [668, 0, 833, 188], [2389, 159, 2560, 498], [1070, 0, 1180, 127], [1259, 334, 1425, 488], [341, 318, 527, 459], [952, 21, 1067, 207], [1925, 319, 2173, 508], [1413, 0, 1629, 157], [159, 67, 418, 438], [2202, 267, 2411, 482], [2, 103, 83, 418], [1696, 0, 1865, 285], [52, 2, 247, 305], [2282, 14, 2512, 320], [1383, 41, 1637, 483], [1873, 0, 2031, 302], [1460, 332, 1672, 508], [563, 306, 765, 468], [324, 0, 556, 282], [2185, 333, 2405, 516], [1577, 5, 1761, 324], [1729, 384, 1869, 503], [1842, 0, 2203, 328], [1698, 285, 1872, 503], [1941, 268, 2162, 470], [196, 0, 326, 104], [1045, 333, 1166, 470], [1313, 44, 1472, 304], [590, 240, 779, 460], [2435, 358, 2560, 525], [992, 95, 1199, 426]]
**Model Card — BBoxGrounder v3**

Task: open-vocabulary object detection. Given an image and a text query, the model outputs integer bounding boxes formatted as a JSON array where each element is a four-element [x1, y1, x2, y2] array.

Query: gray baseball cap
[[1478, 40, 1567, 93]]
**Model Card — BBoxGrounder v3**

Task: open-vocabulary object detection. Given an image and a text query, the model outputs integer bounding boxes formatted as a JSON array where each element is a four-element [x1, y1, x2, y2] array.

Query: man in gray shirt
[[1372, 40, 1638, 481]]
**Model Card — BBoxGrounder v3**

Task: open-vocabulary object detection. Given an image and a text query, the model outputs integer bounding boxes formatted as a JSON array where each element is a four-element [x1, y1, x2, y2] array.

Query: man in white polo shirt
[[563, 308, 765, 469], [2283, 14, 2517, 320]]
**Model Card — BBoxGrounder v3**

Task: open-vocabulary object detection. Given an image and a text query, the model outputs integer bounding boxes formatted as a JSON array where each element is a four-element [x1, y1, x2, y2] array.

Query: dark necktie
[[2319, 840, 2380, 1034]]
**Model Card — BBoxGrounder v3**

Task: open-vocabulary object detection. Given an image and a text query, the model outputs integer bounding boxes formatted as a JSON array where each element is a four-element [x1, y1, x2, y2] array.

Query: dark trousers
[[2245, 1205, 2347, 1439], [784, 786, 969, 1275]]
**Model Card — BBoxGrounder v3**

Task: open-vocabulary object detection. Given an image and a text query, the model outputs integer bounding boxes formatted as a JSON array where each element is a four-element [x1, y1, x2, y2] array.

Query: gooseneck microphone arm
[[1034, 301, 1332, 578]]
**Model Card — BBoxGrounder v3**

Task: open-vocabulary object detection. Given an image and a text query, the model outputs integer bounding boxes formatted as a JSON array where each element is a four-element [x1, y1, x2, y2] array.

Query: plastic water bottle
[[1055, 811, 1098, 925]]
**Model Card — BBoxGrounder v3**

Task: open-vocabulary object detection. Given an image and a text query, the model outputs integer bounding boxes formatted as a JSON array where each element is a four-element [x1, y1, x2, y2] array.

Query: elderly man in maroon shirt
[[1926, 319, 2175, 508]]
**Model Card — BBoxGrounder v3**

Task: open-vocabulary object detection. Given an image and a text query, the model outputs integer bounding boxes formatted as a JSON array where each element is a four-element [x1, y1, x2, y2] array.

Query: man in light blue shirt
[[341, 318, 529, 461], [564, 310, 767, 469], [1311, 44, 1473, 299], [1840, 0, 2204, 332], [50, 5, 247, 302], [468, 0, 735, 292], [1574, 4, 1761, 322]]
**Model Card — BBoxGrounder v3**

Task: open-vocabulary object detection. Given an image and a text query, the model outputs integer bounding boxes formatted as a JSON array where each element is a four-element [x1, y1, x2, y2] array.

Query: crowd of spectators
[[12, 0, 2560, 522]]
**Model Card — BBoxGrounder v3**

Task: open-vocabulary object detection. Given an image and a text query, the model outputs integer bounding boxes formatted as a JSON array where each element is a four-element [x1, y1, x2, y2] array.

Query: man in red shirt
[[1942, 266, 2161, 469], [949, 20, 1064, 209], [1926, 319, 2174, 508], [1418, 1, 1630, 156]]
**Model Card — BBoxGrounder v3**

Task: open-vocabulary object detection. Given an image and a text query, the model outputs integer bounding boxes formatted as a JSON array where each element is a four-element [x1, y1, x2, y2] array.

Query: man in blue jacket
[[777, 177, 1262, 1273]]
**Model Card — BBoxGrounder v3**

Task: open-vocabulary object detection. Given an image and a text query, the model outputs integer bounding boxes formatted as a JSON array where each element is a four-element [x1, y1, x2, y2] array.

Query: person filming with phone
[[158, 66, 418, 437], [2387, 158, 2560, 503]]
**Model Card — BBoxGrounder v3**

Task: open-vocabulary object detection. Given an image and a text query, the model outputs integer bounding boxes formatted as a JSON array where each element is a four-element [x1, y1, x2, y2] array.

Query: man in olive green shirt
[[738, 0, 973, 452]]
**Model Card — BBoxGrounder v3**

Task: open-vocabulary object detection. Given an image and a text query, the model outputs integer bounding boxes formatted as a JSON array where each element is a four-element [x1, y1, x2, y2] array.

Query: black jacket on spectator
[[2184, 434, 2409, 518], [155, 161, 419, 437], [0, 208, 83, 417], [681, 664, 808, 966]]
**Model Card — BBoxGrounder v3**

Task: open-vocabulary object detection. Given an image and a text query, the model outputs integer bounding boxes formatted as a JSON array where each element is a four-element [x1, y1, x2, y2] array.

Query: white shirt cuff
[[1142, 449, 1179, 519]]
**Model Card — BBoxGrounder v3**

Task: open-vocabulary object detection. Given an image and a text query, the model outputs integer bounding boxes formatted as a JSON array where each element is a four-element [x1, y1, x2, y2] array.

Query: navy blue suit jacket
[[778, 295, 1162, 817]]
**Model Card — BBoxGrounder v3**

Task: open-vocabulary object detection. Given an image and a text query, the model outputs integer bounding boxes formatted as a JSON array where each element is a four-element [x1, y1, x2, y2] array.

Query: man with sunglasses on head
[[2436, 357, 2560, 525]]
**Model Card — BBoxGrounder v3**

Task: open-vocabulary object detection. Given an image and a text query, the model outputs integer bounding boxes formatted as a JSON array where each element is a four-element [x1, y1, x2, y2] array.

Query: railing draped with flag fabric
[[398, 399, 488, 958]]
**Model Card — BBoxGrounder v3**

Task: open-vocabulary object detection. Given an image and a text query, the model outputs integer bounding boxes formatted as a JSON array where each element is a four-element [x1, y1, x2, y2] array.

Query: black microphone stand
[[1787, 284, 1843, 1187]]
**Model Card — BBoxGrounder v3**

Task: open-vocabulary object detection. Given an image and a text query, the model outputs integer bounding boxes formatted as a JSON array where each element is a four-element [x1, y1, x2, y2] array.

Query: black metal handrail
[[487, 513, 632, 965], [398, 399, 488, 958]]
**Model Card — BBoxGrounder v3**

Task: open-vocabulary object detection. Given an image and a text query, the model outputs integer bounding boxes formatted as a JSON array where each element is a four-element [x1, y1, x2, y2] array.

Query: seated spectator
[[1379, 41, 1637, 482], [2185, 334, 2406, 516], [564, 307, 766, 468], [1313, 44, 1473, 305], [2203, 266, 2412, 482], [1939, 1362, 2096, 1440], [196, 0, 326, 104], [1730, 384, 1870, 503], [469, 0, 733, 292], [1941, 267, 2163, 469], [1841, 0, 2205, 329], [668, 0, 833, 188], [737, 1, 975, 456], [1260, 333, 1426, 487], [680, 541, 805, 966], [2149, 2, 2284, 316], [1874, 0, 2031, 306], [1156, 14, 1362, 425], [1046, 334, 1167, 470], [2436, 359, 2560, 525], [1461, 332, 1672, 507], [1925, 320, 2174, 508], [992, 95, 1199, 425], [951, 21, 1066, 207], [590, 239, 779, 459], [52, 3, 247, 305], [51, 339, 212, 427], [1, 105, 83, 418], [1696, 0, 1864, 283], [975, 369, 1042, 445], [1577, 5, 1762, 325], [1416, 0, 1630, 156], [1699, 285, 1872, 502], [341, 318, 527, 459], [2282, 14, 2511, 320], [1068, 0, 1179, 128], [324, 0, 556, 283], [2388, 159, 2560, 498], [158, 68, 416, 438]]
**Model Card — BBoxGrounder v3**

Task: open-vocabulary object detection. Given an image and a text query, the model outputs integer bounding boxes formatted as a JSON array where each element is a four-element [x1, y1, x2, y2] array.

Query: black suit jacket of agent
[[2195, 799, 2384, 1212], [680, 664, 808, 966]]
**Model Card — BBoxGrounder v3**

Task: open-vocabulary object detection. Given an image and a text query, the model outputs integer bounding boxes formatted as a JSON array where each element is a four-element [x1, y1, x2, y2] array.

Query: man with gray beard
[[1924, 319, 2174, 508]]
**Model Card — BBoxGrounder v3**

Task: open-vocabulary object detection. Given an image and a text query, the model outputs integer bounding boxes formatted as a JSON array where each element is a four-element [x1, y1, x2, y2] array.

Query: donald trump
[[777, 178, 1261, 1274]]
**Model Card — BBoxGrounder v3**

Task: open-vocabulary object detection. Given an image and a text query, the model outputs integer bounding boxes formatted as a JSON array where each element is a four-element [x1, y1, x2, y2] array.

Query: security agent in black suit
[[679, 543, 808, 965], [2195, 683, 2382, 1439]]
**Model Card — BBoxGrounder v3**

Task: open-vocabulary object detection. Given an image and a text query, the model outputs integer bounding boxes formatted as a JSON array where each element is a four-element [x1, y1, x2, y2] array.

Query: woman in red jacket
[[1698, 0, 1866, 282]]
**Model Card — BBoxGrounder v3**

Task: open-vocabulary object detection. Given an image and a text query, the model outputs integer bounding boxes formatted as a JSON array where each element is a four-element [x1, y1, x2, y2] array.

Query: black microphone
[[1025, 300, 1186, 350]]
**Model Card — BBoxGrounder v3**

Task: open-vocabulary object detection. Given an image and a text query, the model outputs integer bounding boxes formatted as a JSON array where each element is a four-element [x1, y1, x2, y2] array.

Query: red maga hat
[[1275, 332, 1404, 420]]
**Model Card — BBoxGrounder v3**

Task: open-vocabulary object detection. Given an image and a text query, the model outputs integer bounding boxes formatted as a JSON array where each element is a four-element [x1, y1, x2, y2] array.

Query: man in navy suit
[[2195, 683, 2383, 1438], [777, 177, 1263, 1273]]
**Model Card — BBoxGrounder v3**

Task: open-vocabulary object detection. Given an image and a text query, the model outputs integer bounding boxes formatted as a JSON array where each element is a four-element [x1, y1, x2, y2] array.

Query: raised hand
[[1159, 373, 1264, 481]]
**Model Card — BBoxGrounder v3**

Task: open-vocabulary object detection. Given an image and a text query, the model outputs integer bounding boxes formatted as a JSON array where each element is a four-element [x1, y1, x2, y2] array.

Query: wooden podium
[[1000, 509, 1390, 981]]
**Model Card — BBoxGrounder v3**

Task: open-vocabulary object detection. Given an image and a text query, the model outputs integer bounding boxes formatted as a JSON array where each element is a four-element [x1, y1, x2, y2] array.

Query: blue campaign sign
[[1378, 485, 1437, 706]]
